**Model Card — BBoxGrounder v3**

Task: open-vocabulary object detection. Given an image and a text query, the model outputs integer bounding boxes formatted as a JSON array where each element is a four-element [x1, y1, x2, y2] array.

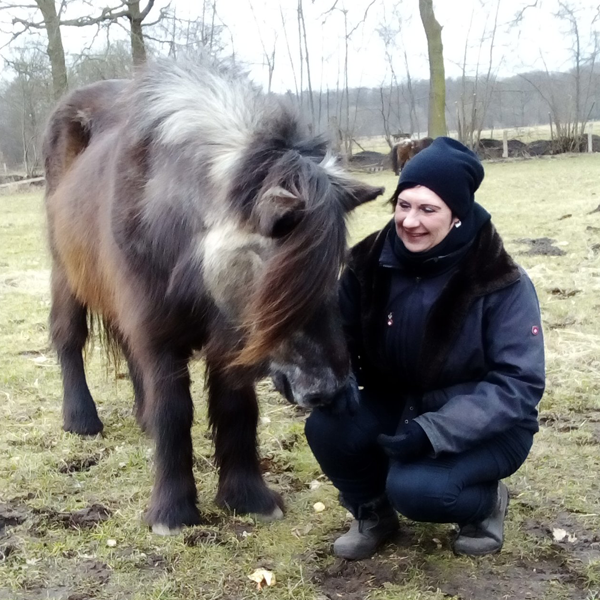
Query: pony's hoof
[[216, 483, 284, 519], [63, 416, 104, 436], [152, 523, 182, 536], [144, 497, 201, 533], [254, 505, 284, 522]]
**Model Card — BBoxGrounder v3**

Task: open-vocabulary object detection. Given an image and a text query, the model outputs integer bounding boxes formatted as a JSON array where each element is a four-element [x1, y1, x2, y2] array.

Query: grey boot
[[453, 481, 510, 556], [333, 497, 399, 560]]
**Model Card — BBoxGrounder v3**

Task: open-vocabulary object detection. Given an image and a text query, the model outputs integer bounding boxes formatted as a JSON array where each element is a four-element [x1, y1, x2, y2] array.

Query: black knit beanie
[[395, 137, 485, 219]]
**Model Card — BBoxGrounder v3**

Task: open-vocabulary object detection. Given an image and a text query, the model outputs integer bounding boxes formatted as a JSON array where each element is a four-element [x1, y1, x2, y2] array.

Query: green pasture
[[1, 154, 600, 600]]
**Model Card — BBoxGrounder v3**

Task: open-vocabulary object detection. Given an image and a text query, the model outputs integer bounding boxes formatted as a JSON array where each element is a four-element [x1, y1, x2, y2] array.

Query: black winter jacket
[[340, 220, 545, 455]]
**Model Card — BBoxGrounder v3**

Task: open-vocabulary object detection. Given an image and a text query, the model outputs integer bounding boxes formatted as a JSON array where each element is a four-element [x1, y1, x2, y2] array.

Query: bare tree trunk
[[35, 0, 68, 99], [342, 9, 351, 157], [419, 0, 447, 137], [296, 2, 304, 108], [298, 0, 315, 128], [128, 0, 147, 65], [280, 7, 299, 101], [403, 49, 418, 135]]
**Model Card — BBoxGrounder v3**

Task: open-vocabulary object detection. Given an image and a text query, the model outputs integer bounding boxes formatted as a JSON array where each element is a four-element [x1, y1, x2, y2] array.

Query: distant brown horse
[[390, 137, 434, 175], [43, 59, 384, 534]]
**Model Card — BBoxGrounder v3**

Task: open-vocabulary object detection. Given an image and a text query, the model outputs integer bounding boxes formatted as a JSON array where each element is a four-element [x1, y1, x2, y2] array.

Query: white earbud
[[454, 220, 462, 229]]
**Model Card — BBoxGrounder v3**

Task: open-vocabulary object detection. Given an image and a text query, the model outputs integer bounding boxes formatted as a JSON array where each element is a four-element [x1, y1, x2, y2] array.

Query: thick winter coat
[[339, 220, 545, 455]]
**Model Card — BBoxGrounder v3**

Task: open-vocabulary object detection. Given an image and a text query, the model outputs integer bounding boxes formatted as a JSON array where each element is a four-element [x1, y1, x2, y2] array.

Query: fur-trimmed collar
[[347, 219, 520, 390]]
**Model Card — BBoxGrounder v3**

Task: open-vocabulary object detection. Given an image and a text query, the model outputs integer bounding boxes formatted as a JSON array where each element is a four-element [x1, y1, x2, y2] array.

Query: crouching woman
[[305, 137, 545, 559]]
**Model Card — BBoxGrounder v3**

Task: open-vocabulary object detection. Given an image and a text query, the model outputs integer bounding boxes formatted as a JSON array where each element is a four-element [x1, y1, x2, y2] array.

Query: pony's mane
[[129, 59, 268, 187]]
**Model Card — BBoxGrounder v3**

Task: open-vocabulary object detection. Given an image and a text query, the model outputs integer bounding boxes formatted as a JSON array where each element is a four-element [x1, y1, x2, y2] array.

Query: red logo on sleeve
[[532, 326, 540, 336]]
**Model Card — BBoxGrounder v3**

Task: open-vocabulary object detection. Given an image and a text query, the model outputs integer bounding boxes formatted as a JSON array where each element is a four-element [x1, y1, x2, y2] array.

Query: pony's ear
[[255, 186, 306, 238], [343, 182, 385, 211]]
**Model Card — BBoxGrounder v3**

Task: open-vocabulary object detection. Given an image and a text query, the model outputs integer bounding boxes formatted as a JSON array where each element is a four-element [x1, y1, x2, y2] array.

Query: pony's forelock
[[233, 152, 348, 366]]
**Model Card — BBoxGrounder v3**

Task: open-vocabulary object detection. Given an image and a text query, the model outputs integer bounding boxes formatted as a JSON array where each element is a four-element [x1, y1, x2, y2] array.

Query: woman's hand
[[377, 421, 431, 462]]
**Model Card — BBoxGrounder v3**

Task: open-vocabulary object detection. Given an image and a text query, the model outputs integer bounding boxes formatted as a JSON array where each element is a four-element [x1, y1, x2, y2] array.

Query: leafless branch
[[511, 1, 541, 26], [319, 0, 340, 20], [139, 0, 157, 22], [347, 0, 377, 38]]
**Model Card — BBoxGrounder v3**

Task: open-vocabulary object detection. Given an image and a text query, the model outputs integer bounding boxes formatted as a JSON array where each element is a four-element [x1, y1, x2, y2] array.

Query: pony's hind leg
[[50, 265, 103, 435], [207, 364, 284, 520], [139, 348, 200, 533]]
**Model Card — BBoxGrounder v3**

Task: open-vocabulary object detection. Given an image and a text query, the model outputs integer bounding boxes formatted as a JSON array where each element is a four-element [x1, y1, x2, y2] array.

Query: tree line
[[1, 0, 598, 174]]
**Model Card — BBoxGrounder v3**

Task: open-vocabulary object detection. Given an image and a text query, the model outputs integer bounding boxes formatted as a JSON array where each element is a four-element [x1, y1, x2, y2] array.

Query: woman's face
[[394, 185, 459, 253]]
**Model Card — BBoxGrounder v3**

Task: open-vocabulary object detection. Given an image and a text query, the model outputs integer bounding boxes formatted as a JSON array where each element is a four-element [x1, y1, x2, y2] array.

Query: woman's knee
[[386, 463, 457, 523], [305, 406, 382, 468]]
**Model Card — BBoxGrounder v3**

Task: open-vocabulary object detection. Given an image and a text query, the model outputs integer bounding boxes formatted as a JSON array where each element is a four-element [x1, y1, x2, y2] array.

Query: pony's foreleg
[[140, 349, 200, 534], [50, 265, 103, 435], [207, 366, 284, 520]]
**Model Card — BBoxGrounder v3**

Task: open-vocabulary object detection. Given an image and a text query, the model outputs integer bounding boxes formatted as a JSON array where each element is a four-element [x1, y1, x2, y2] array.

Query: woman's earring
[[454, 220, 462, 229]]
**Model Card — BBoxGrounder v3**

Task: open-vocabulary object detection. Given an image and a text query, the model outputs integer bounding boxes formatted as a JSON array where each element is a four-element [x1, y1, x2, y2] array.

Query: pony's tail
[[85, 313, 124, 378], [43, 80, 127, 195]]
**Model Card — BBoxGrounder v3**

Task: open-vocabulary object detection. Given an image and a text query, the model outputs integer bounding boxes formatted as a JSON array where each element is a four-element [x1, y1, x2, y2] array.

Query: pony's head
[[202, 132, 383, 406]]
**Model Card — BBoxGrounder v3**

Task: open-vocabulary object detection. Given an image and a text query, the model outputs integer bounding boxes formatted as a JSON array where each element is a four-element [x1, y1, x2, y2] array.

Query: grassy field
[[1, 154, 600, 600]]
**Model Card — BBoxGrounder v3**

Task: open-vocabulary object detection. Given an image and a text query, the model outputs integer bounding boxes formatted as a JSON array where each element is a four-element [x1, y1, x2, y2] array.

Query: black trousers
[[305, 393, 534, 525]]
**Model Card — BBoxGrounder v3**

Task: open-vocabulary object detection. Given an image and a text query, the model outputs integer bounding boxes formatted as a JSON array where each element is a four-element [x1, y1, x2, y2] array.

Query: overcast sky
[[1, 0, 599, 92]]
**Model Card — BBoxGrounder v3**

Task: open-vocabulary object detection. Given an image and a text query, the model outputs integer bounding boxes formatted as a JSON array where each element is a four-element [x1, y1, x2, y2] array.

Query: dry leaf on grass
[[552, 528, 578, 543], [248, 568, 276, 590]]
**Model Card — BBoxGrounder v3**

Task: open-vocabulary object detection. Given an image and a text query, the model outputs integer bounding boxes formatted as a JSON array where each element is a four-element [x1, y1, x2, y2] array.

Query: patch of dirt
[[539, 412, 600, 443], [1, 269, 50, 296], [516, 237, 567, 256], [424, 555, 586, 600], [522, 512, 600, 565], [79, 559, 111, 585], [261, 455, 306, 492], [184, 528, 222, 546], [133, 552, 168, 570], [313, 555, 409, 600], [0, 503, 27, 534], [0, 542, 17, 561], [546, 317, 578, 330], [227, 520, 255, 539], [59, 454, 102, 474], [588, 204, 600, 214], [280, 430, 302, 451], [558, 213, 572, 220], [548, 287, 581, 298], [586, 225, 600, 232], [30, 504, 111, 534]]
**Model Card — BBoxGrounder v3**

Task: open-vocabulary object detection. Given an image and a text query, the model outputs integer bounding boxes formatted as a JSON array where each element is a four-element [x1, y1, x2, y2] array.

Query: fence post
[[588, 125, 593, 153], [502, 130, 508, 158]]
